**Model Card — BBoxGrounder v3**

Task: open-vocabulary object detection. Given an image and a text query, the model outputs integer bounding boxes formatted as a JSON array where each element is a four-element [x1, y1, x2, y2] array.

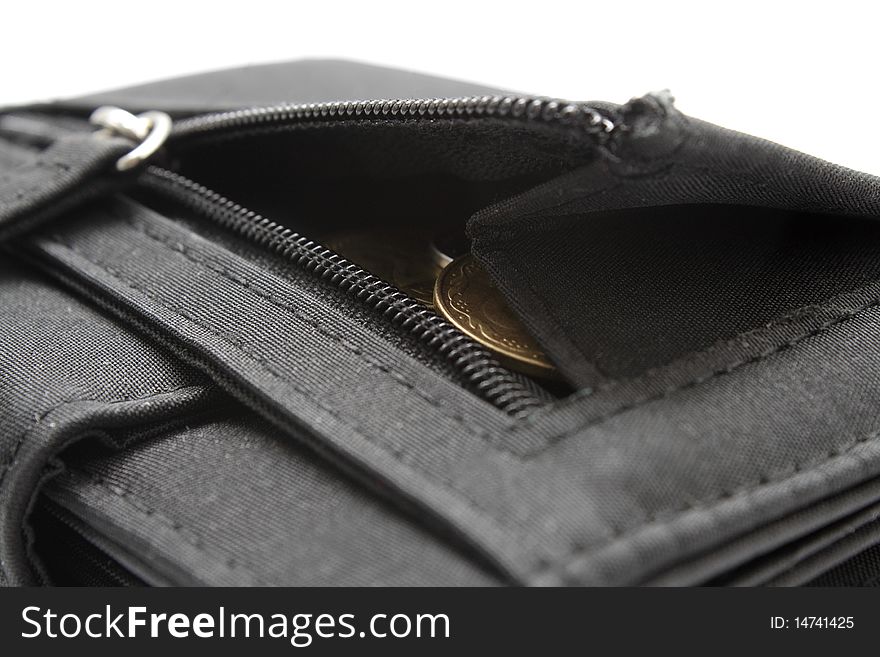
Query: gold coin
[[433, 254, 556, 378], [323, 227, 441, 307]]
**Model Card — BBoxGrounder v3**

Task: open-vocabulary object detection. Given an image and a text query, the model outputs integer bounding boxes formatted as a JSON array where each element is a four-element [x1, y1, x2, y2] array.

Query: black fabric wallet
[[2, 60, 880, 586]]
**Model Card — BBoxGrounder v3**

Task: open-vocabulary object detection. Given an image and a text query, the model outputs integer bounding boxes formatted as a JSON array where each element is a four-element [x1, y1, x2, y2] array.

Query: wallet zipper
[[140, 166, 545, 417], [130, 94, 615, 417], [169, 95, 617, 142]]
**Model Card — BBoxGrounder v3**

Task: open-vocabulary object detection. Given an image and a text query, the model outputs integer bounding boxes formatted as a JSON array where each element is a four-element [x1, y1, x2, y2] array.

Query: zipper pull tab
[[89, 106, 172, 171]]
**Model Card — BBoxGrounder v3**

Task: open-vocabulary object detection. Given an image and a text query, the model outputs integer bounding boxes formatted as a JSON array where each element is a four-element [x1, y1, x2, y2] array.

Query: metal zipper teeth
[[141, 165, 545, 417], [171, 95, 617, 141]]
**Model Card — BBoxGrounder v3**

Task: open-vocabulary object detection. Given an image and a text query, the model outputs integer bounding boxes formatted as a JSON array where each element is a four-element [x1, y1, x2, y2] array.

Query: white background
[[5, 0, 879, 174]]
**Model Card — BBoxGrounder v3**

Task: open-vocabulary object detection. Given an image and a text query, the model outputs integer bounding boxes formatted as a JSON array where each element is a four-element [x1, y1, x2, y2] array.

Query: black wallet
[[2, 59, 880, 586]]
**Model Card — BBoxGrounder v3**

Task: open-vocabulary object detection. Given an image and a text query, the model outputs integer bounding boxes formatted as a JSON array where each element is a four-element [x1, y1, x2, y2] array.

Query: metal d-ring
[[89, 106, 172, 172]]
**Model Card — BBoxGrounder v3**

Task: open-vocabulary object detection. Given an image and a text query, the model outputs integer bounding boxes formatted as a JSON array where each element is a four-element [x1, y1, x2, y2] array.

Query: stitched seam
[[533, 427, 880, 584], [63, 468, 268, 585], [511, 295, 880, 449], [125, 216, 497, 443], [0, 384, 207, 583], [520, 274, 880, 423], [44, 238, 515, 535], [482, 245, 607, 382]]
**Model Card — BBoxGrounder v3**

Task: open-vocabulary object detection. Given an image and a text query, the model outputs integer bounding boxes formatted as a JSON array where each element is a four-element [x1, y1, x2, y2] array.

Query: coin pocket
[[469, 95, 880, 389], [156, 112, 606, 397]]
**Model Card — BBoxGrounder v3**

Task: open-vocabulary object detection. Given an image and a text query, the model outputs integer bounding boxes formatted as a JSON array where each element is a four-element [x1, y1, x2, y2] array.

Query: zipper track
[[141, 166, 545, 417], [143, 94, 614, 417], [171, 95, 617, 143]]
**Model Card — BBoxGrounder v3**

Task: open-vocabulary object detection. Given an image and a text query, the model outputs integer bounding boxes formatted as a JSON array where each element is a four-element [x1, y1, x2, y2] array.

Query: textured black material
[[3, 60, 880, 587], [31, 501, 146, 586], [476, 203, 880, 383], [470, 92, 880, 387], [0, 247, 221, 587], [0, 117, 131, 244], [0, 254, 498, 586], [170, 120, 593, 241], [810, 543, 880, 587], [39, 414, 498, 586]]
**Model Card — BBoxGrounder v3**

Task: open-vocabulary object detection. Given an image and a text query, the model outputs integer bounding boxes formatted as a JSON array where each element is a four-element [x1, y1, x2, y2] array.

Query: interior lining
[[171, 120, 597, 238]]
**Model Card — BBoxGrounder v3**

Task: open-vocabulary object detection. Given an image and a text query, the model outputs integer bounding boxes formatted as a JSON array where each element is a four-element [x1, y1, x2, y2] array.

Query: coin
[[433, 254, 557, 378], [323, 227, 441, 307]]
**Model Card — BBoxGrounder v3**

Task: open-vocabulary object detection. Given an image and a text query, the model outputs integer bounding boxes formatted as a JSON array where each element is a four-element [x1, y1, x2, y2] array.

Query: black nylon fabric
[[763, 514, 880, 586], [470, 92, 880, 388], [4, 61, 880, 587], [809, 543, 880, 587], [0, 116, 131, 244], [0, 259, 219, 585], [704, 492, 880, 586], [39, 414, 498, 586], [0, 258, 497, 586], [474, 203, 880, 383]]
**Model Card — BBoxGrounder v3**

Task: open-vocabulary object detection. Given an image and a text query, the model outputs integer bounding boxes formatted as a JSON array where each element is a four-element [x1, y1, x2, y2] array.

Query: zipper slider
[[90, 106, 172, 172]]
